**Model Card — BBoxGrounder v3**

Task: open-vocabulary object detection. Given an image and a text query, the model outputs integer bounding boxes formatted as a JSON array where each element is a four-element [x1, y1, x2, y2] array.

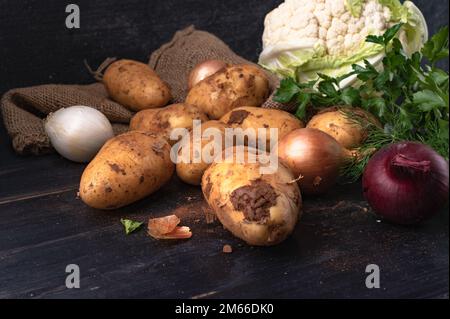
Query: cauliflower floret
[[328, 0, 347, 17], [260, 0, 428, 87], [262, 0, 392, 56]]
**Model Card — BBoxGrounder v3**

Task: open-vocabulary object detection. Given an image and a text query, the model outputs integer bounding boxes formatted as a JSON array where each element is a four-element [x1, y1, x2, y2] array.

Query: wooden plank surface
[[0, 0, 448, 299], [0, 174, 448, 299]]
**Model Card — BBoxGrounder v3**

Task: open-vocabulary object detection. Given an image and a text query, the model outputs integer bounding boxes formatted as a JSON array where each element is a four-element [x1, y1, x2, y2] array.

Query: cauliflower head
[[259, 0, 428, 87]]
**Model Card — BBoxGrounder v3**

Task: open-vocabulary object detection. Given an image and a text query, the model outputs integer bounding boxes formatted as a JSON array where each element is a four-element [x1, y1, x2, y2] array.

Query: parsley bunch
[[274, 24, 449, 179]]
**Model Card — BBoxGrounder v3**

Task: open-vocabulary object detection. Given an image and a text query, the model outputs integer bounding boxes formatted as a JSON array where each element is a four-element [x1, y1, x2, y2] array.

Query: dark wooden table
[[0, 0, 448, 299]]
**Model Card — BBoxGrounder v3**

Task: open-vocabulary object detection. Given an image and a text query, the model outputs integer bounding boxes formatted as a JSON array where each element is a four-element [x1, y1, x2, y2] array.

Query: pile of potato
[[78, 58, 314, 246]]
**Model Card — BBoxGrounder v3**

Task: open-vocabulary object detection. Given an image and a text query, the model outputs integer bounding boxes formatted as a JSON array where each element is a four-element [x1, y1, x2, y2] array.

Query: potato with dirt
[[220, 106, 304, 149], [103, 59, 171, 111], [79, 131, 174, 210], [306, 107, 381, 151], [176, 120, 231, 186], [201, 146, 302, 246], [130, 103, 208, 144], [185, 64, 270, 119]]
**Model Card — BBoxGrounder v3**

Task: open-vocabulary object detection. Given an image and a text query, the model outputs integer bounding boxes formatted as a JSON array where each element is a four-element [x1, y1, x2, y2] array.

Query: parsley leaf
[[413, 90, 447, 111], [318, 81, 338, 97], [340, 87, 360, 106], [382, 23, 404, 45], [273, 78, 300, 103], [295, 92, 311, 119], [121, 218, 143, 235], [422, 26, 449, 65], [366, 35, 384, 46], [366, 23, 403, 46]]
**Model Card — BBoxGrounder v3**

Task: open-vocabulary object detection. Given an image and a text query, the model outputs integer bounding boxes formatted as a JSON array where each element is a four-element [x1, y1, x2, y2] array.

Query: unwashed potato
[[185, 64, 270, 119], [129, 103, 208, 144], [79, 131, 174, 210], [220, 106, 304, 150], [201, 146, 302, 246], [103, 59, 171, 111], [307, 107, 381, 150], [176, 120, 231, 185]]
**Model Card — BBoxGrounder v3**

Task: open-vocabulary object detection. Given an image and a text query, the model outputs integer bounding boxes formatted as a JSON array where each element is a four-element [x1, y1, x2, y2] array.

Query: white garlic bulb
[[44, 106, 115, 163]]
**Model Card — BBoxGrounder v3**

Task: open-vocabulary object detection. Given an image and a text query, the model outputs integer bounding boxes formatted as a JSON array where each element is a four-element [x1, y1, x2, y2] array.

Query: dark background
[[0, 1, 448, 299], [1, 0, 448, 95]]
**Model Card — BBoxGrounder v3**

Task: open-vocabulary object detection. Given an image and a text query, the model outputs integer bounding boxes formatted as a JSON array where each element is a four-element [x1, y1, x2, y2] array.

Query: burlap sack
[[1, 25, 293, 156], [1, 84, 131, 155]]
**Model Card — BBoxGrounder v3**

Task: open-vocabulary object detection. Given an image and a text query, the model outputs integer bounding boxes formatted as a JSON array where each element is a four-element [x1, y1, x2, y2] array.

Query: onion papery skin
[[362, 142, 449, 225]]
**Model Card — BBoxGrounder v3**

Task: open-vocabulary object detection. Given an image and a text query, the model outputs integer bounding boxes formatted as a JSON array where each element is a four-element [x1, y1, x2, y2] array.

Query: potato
[[103, 59, 171, 111], [220, 106, 304, 150], [201, 146, 302, 246], [130, 103, 208, 144], [307, 107, 381, 150], [186, 64, 270, 119], [79, 131, 174, 210], [176, 120, 230, 185]]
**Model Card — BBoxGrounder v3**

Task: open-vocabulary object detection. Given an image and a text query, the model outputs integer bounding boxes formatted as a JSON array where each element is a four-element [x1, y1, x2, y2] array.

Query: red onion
[[363, 142, 449, 225]]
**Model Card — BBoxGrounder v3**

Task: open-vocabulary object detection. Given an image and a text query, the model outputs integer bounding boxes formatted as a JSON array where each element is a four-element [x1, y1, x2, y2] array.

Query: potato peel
[[148, 215, 192, 240]]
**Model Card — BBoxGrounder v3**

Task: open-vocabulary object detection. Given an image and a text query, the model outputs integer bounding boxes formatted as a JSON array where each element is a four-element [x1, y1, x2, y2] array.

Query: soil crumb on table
[[169, 200, 217, 225], [223, 244, 233, 253]]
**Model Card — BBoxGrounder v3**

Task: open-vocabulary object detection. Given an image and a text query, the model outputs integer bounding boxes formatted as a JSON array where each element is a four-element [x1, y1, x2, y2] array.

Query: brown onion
[[188, 60, 227, 89], [276, 128, 348, 195]]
